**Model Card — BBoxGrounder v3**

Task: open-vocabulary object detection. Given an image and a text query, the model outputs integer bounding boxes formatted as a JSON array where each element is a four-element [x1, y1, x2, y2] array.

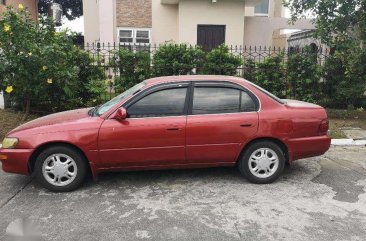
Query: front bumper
[[287, 135, 331, 162], [0, 148, 33, 175]]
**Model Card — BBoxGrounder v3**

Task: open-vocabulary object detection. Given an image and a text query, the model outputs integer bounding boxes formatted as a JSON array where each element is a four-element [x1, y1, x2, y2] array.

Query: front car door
[[186, 82, 259, 164], [98, 82, 190, 168]]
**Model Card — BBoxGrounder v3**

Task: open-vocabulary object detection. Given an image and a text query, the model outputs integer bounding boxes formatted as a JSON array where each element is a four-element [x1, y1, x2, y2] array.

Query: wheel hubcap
[[248, 148, 279, 178], [42, 154, 77, 187]]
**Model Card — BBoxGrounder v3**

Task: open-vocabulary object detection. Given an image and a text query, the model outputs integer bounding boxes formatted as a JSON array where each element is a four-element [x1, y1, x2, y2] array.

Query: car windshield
[[95, 82, 146, 116]]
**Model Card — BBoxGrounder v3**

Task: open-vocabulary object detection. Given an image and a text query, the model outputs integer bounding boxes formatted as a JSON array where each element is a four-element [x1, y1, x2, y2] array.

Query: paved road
[[1, 146, 366, 241]]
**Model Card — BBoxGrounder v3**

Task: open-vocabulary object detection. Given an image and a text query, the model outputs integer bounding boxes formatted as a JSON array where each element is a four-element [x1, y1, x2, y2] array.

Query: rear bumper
[[0, 148, 33, 175], [287, 135, 331, 162]]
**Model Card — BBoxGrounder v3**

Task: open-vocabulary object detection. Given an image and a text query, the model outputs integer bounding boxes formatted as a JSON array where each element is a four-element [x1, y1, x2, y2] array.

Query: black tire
[[238, 141, 285, 184], [34, 146, 88, 192]]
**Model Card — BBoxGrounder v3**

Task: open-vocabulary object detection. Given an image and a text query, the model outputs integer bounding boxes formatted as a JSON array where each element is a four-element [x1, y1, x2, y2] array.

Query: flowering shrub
[[0, 6, 105, 117]]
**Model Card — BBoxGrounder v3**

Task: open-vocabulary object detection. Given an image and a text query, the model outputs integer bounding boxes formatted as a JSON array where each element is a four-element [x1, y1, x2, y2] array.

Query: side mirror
[[112, 107, 127, 120]]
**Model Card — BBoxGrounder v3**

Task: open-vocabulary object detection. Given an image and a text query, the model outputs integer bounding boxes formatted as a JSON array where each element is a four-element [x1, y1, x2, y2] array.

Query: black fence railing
[[83, 43, 330, 69]]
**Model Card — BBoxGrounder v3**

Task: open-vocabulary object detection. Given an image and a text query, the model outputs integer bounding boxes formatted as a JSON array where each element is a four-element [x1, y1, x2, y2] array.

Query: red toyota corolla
[[0, 75, 331, 192]]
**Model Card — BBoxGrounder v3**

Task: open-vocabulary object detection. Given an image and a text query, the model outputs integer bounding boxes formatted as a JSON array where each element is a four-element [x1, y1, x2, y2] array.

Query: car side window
[[127, 87, 188, 118], [192, 87, 240, 114], [240, 91, 256, 112], [192, 87, 256, 115]]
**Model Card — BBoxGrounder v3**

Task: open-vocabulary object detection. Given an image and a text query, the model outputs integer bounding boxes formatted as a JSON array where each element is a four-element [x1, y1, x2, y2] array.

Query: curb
[[331, 139, 366, 146]]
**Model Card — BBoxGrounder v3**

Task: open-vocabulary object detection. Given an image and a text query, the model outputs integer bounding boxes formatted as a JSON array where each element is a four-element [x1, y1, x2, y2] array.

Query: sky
[[60, 16, 84, 34]]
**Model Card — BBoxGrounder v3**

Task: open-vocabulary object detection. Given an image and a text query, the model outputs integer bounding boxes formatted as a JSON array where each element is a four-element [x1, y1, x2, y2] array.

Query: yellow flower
[[4, 25, 11, 32], [18, 4, 24, 10], [28, 52, 32, 56], [47, 79, 53, 84], [5, 86, 13, 94], [42, 66, 48, 71]]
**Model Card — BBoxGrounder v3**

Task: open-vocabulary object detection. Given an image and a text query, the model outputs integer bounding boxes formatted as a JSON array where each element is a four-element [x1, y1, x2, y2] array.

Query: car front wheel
[[34, 146, 88, 192], [238, 141, 285, 184]]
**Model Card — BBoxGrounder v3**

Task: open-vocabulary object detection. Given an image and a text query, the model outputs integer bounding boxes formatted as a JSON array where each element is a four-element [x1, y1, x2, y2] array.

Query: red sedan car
[[0, 76, 331, 192]]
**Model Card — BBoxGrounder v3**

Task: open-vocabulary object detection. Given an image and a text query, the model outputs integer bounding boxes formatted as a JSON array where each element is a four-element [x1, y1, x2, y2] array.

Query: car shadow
[[83, 164, 304, 188]]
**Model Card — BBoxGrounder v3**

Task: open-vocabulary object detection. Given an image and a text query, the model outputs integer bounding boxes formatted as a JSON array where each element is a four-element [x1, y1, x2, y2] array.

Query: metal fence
[[82, 43, 331, 100], [83, 43, 330, 71]]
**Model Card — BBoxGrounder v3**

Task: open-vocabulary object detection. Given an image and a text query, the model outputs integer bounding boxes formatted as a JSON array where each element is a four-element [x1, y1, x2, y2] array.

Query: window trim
[[254, 0, 270, 17], [117, 27, 152, 47]]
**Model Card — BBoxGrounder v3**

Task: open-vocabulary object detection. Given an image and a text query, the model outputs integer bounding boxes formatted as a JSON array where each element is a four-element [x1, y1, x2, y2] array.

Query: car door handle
[[166, 127, 181, 131], [240, 124, 253, 127]]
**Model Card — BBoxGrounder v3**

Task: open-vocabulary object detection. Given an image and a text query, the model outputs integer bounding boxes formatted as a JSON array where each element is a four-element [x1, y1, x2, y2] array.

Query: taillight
[[319, 119, 329, 135]]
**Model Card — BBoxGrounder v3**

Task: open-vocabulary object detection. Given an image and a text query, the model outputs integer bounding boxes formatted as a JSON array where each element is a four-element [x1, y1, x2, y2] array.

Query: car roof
[[144, 75, 246, 85]]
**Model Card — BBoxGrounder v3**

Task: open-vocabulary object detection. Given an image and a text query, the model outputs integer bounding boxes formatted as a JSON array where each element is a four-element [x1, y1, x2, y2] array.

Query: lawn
[[0, 108, 365, 141]]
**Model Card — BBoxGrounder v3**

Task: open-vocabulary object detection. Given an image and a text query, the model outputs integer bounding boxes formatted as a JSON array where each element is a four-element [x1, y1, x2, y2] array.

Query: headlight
[[1, 137, 19, 149]]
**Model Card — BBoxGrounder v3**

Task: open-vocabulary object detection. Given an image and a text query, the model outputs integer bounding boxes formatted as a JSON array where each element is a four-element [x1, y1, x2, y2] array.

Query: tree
[[0, 6, 104, 119], [284, 0, 366, 48], [38, 0, 83, 21], [284, 0, 366, 108]]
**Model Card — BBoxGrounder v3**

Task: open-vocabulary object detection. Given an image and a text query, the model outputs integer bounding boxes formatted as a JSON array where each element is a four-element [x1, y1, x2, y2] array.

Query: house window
[[118, 28, 151, 51], [254, 0, 269, 16]]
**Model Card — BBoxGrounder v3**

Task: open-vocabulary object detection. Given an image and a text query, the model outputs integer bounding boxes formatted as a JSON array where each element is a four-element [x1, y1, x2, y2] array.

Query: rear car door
[[186, 82, 259, 164], [98, 82, 189, 168]]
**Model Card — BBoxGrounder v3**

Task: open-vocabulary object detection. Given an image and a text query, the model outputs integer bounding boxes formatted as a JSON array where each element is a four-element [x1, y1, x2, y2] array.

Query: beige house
[[0, 0, 38, 20], [84, 0, 314, 49]]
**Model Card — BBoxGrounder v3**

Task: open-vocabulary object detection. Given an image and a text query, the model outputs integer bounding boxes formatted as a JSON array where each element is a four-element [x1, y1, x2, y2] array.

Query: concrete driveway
[[1, 146, 366, 241]]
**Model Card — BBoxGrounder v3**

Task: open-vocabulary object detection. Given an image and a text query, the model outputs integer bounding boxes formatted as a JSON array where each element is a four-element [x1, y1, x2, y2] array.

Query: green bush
[[322, 49, 366, 108], [287, 48, 321, 103], [110, 48, 151, 92], [243, 58, 256, 82], [152, 43, 205, 76], [203, 45, 243, 76], [253, 55, 287, 98]]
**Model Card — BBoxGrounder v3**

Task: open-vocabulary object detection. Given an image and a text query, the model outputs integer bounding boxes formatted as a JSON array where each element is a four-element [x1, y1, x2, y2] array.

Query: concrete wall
[[83, 0, 100, 44], [152, 0, 178, 44], [178, 0, 246, 46], [99, 0, 116, 43], [0, 0, 38, 20], [244, 17, 315, 47]]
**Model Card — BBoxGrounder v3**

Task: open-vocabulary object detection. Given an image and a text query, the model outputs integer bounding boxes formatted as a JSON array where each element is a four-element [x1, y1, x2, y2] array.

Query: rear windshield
[[246, 81, 285, 104]]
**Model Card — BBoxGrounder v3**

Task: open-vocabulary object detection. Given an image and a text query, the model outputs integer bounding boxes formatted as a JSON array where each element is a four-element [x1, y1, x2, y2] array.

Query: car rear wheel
[[238, 141, 285, 184], [34, 146, 88, 192]]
